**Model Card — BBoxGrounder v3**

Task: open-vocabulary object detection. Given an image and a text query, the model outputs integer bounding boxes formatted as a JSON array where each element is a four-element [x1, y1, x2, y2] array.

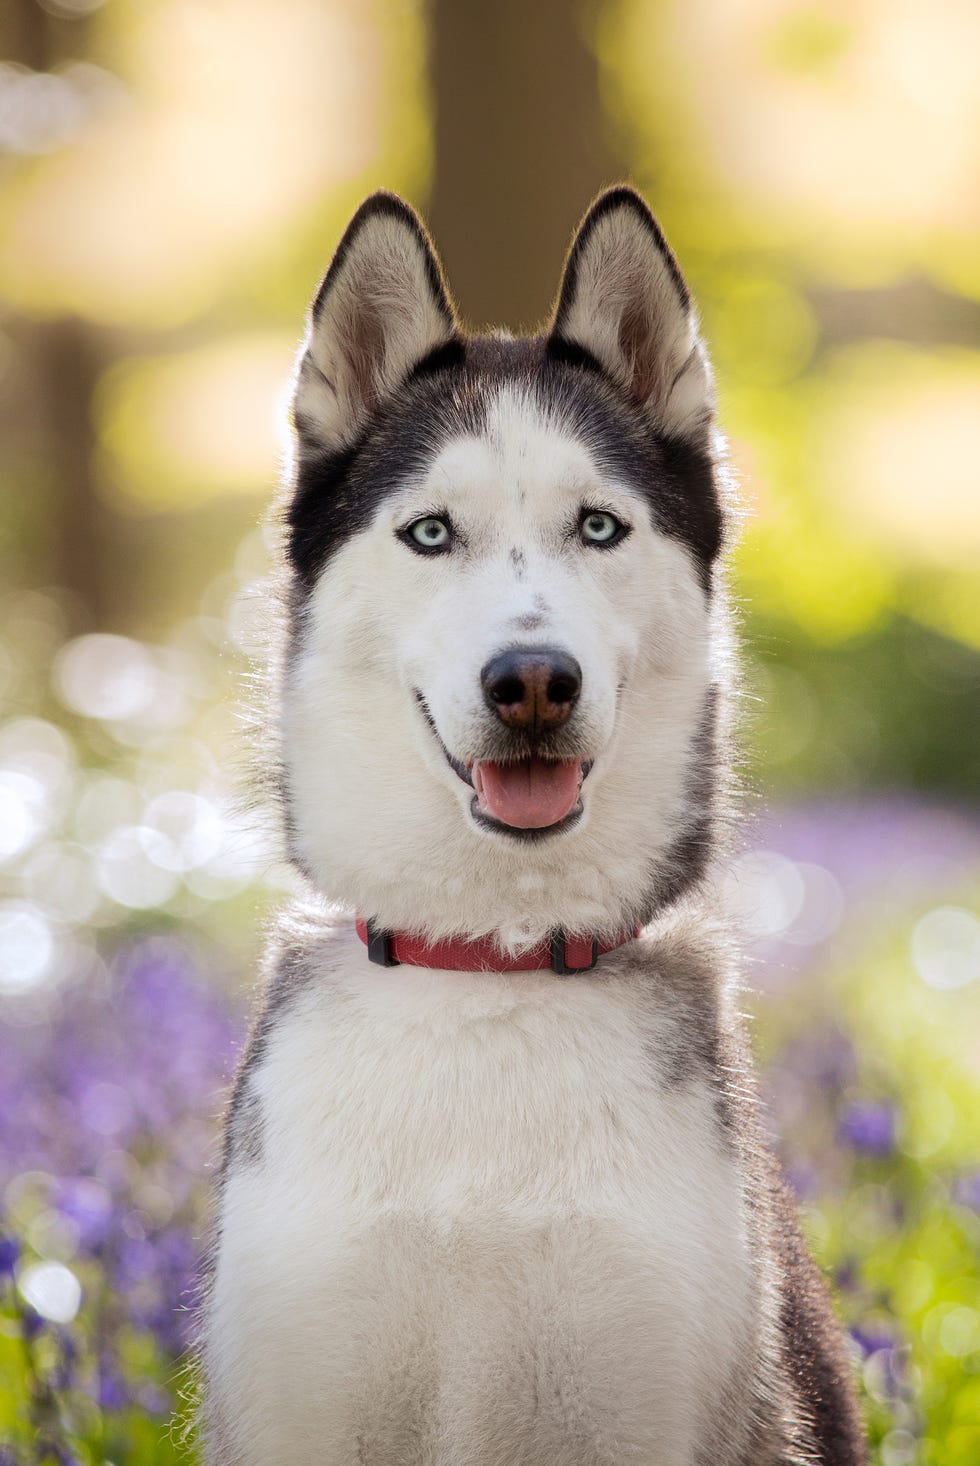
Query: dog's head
[[280, 188, 733, 947]]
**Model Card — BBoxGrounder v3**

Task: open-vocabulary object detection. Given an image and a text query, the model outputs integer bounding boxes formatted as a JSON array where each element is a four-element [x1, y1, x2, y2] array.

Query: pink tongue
[[473, 757, 583, 829]]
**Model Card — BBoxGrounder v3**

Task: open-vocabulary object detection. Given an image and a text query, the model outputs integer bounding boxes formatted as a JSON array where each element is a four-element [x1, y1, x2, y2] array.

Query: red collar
[[355, 917, 641, 975]]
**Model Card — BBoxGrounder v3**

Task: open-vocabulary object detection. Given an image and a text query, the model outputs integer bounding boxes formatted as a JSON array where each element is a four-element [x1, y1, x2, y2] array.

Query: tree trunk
[[4, 0, 112, 627], [428, 0, 620, 333], [35, 317, 113, 626]]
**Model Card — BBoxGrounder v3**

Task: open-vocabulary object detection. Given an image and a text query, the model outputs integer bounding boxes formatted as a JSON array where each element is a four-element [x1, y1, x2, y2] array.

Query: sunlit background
[[0, 1, 978, 1462]]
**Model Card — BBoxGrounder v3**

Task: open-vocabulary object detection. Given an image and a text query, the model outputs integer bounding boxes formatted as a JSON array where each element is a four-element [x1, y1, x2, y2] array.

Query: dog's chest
[[211, 950, 756, 1464]]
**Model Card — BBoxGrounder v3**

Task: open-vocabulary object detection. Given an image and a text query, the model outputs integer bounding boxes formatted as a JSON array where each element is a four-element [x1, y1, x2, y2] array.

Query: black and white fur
[[203, 188, 865, 1464]]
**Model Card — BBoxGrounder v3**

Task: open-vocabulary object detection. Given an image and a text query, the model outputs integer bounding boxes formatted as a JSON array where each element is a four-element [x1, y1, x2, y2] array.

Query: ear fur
[[549, 187, 713, 440], [293, 191, 459, 449]]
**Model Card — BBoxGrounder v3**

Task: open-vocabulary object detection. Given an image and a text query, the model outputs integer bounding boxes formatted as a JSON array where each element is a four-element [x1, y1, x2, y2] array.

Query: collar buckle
[[549, 931, 599, 975], [365, 918, 400, 967]]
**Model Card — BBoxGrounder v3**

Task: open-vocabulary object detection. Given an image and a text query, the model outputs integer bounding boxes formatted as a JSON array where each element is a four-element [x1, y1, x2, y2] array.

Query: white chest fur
[[207, 928, 756, 1466]]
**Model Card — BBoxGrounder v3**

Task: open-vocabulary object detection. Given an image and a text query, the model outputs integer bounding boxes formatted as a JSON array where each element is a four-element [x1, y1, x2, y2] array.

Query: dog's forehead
[[425, 384, 604, 509]]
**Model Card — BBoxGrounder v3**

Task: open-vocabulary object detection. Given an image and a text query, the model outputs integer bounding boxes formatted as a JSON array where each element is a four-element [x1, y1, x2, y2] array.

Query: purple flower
[[97, 1364, 129, 1412], [157, 1226, 198, 1281], [953, 1172, 980, 1211], [50, 1327, 79, 1391], [137, 1381, 171, 1416], [20, 1304, 44, 1341], [850, 1322, 895, 1357], [838, 1101, 898, 1156], [753, 798, 980, 903], [834, 1259, 860, 1294], [39, 1445, 80, 1466], [0, 1233, 19, 1279], [784, 1159, 819, 1199], [55, 1179, 113, 1253], [117, 1236, 158, 1286]]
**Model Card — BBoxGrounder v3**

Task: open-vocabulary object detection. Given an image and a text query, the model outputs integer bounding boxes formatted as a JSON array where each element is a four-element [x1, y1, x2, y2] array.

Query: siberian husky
[[203, 187, 865, 1464]]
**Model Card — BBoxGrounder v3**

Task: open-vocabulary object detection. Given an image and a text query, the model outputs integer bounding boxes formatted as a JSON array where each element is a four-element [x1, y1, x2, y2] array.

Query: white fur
[[202, 196, 803, 1466], [284, 385, 720, 952], [207, 922, 755, 1465]]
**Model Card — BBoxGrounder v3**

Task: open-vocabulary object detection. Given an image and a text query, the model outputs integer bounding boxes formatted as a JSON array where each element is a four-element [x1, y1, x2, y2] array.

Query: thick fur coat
[[202, 187, 866, 1465]]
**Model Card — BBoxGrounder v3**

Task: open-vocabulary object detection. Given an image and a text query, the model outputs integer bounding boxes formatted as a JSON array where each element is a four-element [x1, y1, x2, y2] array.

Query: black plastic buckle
[[365, 918, 400, 967], [549, 931, 599, 975]]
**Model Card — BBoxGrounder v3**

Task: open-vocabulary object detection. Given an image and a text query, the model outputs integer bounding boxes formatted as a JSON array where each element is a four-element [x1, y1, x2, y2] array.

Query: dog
[[202, 186, 866, 1464]]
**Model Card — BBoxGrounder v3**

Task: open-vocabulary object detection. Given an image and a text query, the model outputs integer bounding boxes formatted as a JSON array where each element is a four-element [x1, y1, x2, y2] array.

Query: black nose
[[481, 646, 582, 733]]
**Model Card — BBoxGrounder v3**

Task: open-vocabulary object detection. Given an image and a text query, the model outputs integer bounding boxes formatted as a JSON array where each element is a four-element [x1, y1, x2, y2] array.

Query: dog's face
[[281, 190, 729, 946]]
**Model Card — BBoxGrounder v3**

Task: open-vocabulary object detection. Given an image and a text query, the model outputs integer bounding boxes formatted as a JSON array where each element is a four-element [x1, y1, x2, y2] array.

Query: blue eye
[[405, 516, 452, 552], [580, 510, 626, 546]]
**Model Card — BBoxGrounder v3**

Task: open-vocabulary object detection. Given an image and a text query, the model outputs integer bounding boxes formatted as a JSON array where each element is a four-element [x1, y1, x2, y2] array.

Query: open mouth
[[415, 694, 592, 840], [470, 758, 586, 837]]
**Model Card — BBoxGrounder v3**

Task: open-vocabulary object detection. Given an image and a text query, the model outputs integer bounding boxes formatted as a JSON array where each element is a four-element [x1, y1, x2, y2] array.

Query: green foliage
[[754, 893, 980, 1464]]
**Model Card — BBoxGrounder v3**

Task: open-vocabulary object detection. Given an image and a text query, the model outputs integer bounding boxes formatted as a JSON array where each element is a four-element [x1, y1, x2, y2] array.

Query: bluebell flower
[[833, 1259, 860, 1293], [97, 1363, 129, 1412], [850, 1323, 895, 1357], [0, 1233, 19, 1279], [952, 1172, 980, 1211], [39, 1444, 80, 1466], [137, 1381, 171, 1416], [49, 1327, 79, 1392], [20, 1304, 44, 1341], [55, 1179, 113, 1254], [838, 1101, 898, 1156]]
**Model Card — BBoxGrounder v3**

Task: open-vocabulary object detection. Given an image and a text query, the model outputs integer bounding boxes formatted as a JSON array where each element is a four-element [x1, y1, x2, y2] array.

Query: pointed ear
[[293, 191, 459, 450], [549, 187, 713, 440]]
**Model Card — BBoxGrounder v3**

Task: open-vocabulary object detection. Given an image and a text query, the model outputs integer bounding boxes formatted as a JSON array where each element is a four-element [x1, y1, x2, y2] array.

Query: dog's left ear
[[294, 191, 459, 450], [549, 187, 713, 441]]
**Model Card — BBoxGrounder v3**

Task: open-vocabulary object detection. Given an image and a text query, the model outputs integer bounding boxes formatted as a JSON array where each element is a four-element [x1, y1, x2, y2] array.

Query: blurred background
[[0, 1, 978, 1461]]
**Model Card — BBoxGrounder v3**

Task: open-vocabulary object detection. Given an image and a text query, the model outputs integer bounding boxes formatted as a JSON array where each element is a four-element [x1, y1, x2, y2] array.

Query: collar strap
[[355, 917, 641, 975]]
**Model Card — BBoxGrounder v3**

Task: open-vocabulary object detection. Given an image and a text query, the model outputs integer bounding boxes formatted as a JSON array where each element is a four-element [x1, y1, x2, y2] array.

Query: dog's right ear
[[293, 192, 459, 450], [548, 187, 713, 442]]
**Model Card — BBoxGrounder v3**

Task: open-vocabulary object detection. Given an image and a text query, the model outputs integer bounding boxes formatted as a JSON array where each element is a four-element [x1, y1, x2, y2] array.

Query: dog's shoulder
[[220, 896, 350, 1177]]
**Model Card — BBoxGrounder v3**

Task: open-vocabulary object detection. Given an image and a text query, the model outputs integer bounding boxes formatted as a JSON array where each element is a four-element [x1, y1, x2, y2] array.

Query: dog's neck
[[281, 672, 724, 954], [353, 917, 643, 973]]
